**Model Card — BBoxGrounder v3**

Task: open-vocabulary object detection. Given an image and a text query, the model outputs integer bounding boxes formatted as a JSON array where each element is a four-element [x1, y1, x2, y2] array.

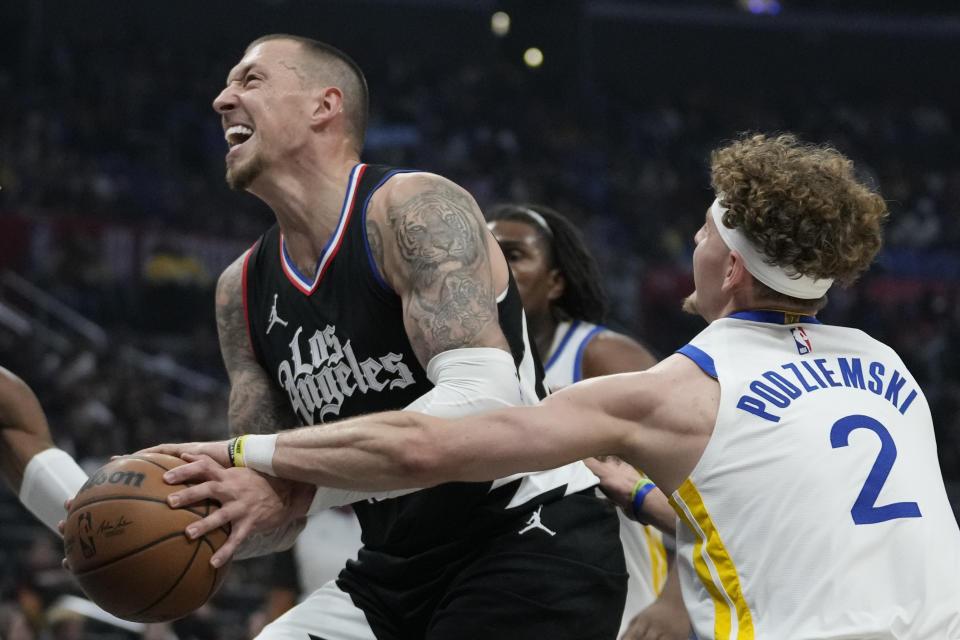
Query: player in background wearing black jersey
[[487, 204, 691, 640], [147, 34, 627, 640]]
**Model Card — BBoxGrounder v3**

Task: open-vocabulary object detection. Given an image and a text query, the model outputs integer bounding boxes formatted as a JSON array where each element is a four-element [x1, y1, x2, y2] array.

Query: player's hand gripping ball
[[63, 453, 229, 622]]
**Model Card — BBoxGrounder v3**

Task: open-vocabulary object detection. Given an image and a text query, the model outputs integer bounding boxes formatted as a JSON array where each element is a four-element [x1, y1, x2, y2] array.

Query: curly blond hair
[[711, 134, 888, 289]]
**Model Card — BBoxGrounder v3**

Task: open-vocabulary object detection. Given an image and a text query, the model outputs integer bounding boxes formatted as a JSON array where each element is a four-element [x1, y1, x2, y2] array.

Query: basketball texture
[[63, 452, 229, 622]]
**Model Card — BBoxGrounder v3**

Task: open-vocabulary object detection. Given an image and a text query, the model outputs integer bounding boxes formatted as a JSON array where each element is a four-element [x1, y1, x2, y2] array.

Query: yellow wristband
[[232, 434, 249, 467]]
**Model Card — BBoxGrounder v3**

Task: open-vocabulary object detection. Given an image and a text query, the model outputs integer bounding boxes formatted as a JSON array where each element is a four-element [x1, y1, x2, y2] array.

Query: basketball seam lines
[[131, 531, 205, 620], [198, 535, 223, 605], [70, 495, 211, 519], [72, 531, 188, 576], [121, 455, 175, 472]]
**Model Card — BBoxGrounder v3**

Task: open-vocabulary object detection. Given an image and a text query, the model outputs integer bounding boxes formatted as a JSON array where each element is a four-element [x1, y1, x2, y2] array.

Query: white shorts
[[255, 580, 375, 640]]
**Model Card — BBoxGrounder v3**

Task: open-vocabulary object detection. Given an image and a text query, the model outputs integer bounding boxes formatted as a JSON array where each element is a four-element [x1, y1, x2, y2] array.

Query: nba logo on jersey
[[791, 326, 812, 354]]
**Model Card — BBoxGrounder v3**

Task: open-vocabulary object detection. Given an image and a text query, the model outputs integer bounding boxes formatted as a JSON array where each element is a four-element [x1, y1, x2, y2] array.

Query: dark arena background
[[1, 1, 958, 638]]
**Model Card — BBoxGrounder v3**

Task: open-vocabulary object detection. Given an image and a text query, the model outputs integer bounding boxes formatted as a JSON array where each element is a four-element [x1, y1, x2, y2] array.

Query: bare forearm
[[584, 457, 677, 536], [1, 429, 55, 493], [216, 254, 299, 437], [0, 370, 55, 492], [271, 412, 442, 490], [642, 488, 678, 536], [271, 401, 612, 491], [0, 367, 88, 533]]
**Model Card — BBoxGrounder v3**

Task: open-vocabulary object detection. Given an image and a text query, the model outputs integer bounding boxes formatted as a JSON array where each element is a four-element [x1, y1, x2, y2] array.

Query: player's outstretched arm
[[159, 355, 707, 498], [269, 363, 694, 492], [153, 372, 641, 496], [0, 366, 88, 533], [148, 355, 710, 571]]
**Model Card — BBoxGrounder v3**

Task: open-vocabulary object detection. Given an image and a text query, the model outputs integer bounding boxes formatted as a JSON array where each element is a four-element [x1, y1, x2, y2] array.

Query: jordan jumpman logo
[[519, 505, 556, 536], [266, 293, 289, 334]]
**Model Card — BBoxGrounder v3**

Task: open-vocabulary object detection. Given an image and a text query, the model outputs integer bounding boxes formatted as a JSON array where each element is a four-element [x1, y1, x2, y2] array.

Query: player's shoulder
[[582, 328, 658, 376], [369, 171, 476, 219], [218, 249, 251, 292], [627, 353, 719, 429], [379, 170, 462, 194], [215, 248, 258, 316]]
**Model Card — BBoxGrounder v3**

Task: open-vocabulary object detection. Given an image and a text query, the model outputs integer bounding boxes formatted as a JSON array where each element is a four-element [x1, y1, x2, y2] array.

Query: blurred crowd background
[[1, 0, 958, 637]]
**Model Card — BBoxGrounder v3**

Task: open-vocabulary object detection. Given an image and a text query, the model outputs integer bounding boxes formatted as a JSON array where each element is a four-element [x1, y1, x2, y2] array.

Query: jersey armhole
[[573, 325, 606, 382], [676, 344, 718, 379], [360, 168, 421, 294]]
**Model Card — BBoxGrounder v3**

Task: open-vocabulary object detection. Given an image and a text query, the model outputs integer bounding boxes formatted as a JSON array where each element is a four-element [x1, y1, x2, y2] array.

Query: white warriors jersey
[[674, 310, 960, 640], [544, 320, 669, 636]]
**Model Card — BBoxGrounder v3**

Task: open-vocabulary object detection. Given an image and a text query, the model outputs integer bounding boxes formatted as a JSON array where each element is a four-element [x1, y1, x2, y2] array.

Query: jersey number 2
[[830, 414, 922, 525]]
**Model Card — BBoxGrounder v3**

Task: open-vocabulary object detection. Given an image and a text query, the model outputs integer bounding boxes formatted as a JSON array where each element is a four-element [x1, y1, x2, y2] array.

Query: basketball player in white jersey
[[151, 133, 960, 639], [486, 203, 690, 640]]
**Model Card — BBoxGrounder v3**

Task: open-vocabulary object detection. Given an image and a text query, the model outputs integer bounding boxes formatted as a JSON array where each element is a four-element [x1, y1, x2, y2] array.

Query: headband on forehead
[[518, 208, 554, 237], [710, 198, 833, 299]]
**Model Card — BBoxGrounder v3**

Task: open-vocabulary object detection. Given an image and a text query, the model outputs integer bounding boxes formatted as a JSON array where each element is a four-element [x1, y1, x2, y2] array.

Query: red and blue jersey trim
[[241, 245, 257, 355], [360, 168, 420, 292], [279, 163, 368, 295]]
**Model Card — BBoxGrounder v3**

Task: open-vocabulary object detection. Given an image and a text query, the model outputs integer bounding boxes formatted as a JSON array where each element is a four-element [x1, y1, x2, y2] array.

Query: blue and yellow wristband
[[631, 476, 657, 523]]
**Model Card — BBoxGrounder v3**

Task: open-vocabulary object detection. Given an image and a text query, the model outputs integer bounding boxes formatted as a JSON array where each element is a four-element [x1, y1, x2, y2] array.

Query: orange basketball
[[63, 452, 229, 622]]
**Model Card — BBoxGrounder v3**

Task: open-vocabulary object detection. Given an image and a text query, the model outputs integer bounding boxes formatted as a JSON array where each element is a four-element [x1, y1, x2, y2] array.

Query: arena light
[[523, 47, 544, 68], [491, 11, 511, 37], [737, 0, 781, 15]]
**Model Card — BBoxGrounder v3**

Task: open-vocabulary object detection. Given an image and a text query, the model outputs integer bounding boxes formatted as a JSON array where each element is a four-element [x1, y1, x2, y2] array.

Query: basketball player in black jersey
[[150, 34, 626, 639]]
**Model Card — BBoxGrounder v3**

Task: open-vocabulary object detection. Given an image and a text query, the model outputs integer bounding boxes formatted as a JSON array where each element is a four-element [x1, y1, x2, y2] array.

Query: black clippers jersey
[[242, 164, 548, 559]]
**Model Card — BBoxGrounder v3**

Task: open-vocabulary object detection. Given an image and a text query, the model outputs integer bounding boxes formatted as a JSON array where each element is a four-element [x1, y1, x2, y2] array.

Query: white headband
[[710, 198, 833, 299], [520, 208, 553, 237]]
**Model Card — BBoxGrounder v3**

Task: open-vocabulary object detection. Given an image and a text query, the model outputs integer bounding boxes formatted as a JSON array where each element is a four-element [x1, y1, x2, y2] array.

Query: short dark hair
[[246, 34, 370, 152], [486, 203, 608, 324]]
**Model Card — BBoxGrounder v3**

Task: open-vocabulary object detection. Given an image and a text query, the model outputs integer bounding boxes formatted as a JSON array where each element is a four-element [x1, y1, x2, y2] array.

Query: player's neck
[[254, 155, 359, 271]]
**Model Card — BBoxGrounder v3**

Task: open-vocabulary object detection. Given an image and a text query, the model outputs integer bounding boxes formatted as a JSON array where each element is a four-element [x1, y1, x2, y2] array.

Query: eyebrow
[[226, 63, 255, 87]]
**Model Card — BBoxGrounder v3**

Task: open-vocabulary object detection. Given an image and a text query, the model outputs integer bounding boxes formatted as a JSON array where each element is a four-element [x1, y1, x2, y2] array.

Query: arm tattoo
[[386, 180, 499, 359], [225, 371, 293, 436], [216, 256, 297, 436]]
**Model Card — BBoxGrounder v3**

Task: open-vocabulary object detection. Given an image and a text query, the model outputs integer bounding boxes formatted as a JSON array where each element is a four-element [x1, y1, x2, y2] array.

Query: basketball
[[62, 452, 229, 623]]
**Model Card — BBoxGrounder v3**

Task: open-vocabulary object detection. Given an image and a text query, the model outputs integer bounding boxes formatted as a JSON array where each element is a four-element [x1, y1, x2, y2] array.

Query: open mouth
[[225, 125, 254, 149]]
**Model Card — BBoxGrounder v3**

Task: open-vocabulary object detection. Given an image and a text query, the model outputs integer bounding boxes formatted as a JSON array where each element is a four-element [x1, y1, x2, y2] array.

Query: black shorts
[[338, 489, 628, 640]]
